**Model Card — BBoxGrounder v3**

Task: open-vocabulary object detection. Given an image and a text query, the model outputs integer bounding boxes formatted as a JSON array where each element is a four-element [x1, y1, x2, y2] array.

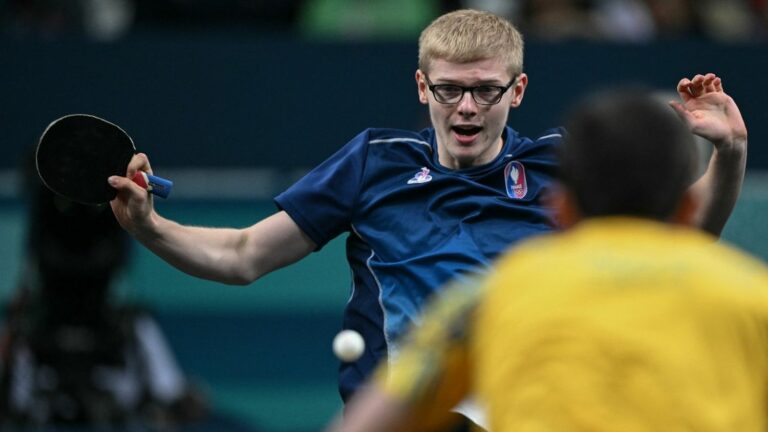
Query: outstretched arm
[[109, 153, 316, 285], [669, 73, 748, 237]]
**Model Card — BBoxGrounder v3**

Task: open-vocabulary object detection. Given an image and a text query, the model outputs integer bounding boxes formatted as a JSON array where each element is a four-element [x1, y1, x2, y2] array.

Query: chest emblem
[[407, 167, 433, 184], [504, 161, 527, 199]]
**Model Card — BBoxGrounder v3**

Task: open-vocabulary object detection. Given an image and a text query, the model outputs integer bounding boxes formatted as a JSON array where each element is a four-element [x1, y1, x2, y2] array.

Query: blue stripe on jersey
[[275, 126, 561, 400]]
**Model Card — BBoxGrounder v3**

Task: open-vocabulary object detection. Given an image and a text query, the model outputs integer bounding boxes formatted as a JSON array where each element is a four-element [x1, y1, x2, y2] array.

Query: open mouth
[[452, 125, 482, 136]]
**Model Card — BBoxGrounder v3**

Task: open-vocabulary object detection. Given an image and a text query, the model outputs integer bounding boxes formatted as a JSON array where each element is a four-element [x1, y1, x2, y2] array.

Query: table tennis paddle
[[36, 114, 173, 205]]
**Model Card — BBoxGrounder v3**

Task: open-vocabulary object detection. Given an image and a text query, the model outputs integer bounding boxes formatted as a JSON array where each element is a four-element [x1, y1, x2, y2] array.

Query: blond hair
[[418, 9, 524, 76]]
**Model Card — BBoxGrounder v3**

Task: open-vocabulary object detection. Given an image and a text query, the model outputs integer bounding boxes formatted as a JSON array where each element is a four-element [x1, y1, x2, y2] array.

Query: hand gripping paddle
[[36, 114, 173, 205]]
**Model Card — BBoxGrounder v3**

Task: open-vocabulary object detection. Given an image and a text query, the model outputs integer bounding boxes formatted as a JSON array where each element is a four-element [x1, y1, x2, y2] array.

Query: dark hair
[[558, 88, 697, 220]]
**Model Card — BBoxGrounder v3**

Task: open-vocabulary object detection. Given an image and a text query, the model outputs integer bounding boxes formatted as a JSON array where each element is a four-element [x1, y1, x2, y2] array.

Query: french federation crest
[[504, 161, 527, 199]]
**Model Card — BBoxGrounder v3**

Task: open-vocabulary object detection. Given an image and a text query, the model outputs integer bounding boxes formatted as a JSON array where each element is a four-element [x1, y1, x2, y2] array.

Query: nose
[[456, 90, 478, 116]]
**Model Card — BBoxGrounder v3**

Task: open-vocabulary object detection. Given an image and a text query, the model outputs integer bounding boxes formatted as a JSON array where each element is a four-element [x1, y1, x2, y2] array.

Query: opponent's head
[[416, 10, 527, 170], [555, 89, 698, 225]]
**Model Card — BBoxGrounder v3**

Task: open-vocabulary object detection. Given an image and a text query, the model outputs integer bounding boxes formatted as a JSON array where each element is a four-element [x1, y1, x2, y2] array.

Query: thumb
[[108, 175, 146, 197], [108, 175, 128, 189], [669, 101, 694, 127]]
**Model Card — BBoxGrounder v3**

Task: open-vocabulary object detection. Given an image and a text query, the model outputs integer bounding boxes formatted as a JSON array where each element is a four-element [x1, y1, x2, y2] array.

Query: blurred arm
[[327, 282, 481, 432]]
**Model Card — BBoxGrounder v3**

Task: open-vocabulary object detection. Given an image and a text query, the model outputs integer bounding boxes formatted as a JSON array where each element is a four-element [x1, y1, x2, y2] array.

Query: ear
[[415, 69, 429, 105], [671, 188, 700, 227], [544, 183, 580, 229], [509, 73, 528, 108]]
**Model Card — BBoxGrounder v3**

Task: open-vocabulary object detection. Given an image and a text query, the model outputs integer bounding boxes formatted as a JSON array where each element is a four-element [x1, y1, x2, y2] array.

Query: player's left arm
[[669, 73, 748, 237]]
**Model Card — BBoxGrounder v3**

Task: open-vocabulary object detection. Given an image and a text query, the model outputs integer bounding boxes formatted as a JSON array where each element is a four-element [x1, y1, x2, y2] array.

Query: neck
[[438, 136, 505, 170]]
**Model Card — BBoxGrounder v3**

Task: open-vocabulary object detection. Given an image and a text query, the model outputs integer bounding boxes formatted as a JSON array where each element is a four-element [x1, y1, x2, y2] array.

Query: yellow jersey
[[379, 218, 768, 432]]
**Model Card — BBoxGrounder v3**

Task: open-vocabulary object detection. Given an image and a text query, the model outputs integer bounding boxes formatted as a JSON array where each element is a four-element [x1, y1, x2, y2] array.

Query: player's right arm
[[108, 153, 316, 285]]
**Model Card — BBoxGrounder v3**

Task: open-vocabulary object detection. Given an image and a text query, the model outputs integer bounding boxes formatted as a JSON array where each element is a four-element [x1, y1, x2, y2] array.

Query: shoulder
[[700, 238, 768, 287], [505, 126, 564, 161], [521, 126, 565, 148], [493, 231, 564, 273], [317, 127, 432, 163], [536, 127, 566, 143], [363, 127, 433, 152]]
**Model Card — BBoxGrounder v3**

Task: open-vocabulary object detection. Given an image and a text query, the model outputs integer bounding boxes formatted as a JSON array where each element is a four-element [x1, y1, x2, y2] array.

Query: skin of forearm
[[134, 213, 259, 285], [693, 138, 747, 237]]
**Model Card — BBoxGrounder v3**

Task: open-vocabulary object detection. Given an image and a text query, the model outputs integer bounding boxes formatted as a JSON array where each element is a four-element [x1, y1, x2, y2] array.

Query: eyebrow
[[429, 77, 509, 86]]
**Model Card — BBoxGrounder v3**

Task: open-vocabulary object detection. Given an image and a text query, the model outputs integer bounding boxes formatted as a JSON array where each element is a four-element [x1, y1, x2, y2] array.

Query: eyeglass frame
[[424, 74, 519, 105]]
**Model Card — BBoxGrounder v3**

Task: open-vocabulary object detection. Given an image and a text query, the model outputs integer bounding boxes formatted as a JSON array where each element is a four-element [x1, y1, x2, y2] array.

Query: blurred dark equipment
[[0, 152, 207, 428]]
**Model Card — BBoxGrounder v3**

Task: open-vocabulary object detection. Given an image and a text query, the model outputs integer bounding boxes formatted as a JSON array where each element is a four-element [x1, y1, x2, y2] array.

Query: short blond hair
[[418, 9, 524, 76]]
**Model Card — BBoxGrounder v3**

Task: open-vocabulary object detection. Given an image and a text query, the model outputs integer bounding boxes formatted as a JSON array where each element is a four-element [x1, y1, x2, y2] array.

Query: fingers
[[713, 76, 723, 92], [108, 173, 147, 198], [107, 152, 154, 197], [702, 74, 716, 93], [676, 77, 694, 102], [677, 73, 723, 99], [126, 153, 153, 179]]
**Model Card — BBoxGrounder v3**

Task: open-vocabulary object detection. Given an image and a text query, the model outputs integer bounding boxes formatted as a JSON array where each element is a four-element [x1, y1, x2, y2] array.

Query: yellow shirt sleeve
[[374, 279, 483, 431]]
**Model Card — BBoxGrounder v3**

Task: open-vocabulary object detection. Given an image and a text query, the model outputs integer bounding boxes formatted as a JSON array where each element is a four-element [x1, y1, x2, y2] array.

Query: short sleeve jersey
[[275, 126, 560, 399], [380, 218, 768, 431]]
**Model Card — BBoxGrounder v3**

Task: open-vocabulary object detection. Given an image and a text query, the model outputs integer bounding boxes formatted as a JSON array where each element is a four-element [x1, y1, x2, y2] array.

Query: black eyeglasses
[[425, 74, 518, 105]]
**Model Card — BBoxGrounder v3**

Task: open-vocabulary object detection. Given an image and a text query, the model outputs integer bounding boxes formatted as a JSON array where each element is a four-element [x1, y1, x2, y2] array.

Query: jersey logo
[[504, 161, 527, 199], [407, 167, 433, 184]]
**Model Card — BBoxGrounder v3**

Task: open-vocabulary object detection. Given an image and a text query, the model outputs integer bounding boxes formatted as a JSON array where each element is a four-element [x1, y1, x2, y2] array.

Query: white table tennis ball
[[333, 329, 365, 362]]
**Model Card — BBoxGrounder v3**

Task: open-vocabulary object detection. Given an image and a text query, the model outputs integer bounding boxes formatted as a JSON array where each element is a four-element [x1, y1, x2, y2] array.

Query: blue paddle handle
[[132, 171, 173, 198], [146, 173, 173, 198]]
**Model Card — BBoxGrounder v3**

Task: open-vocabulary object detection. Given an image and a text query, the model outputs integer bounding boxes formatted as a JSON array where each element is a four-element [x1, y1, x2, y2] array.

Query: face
[[416, 58, 527, 170]]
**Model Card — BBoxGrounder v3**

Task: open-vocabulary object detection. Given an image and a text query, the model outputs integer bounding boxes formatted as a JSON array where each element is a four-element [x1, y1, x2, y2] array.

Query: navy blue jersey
[[275, 126, 561, 400]]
